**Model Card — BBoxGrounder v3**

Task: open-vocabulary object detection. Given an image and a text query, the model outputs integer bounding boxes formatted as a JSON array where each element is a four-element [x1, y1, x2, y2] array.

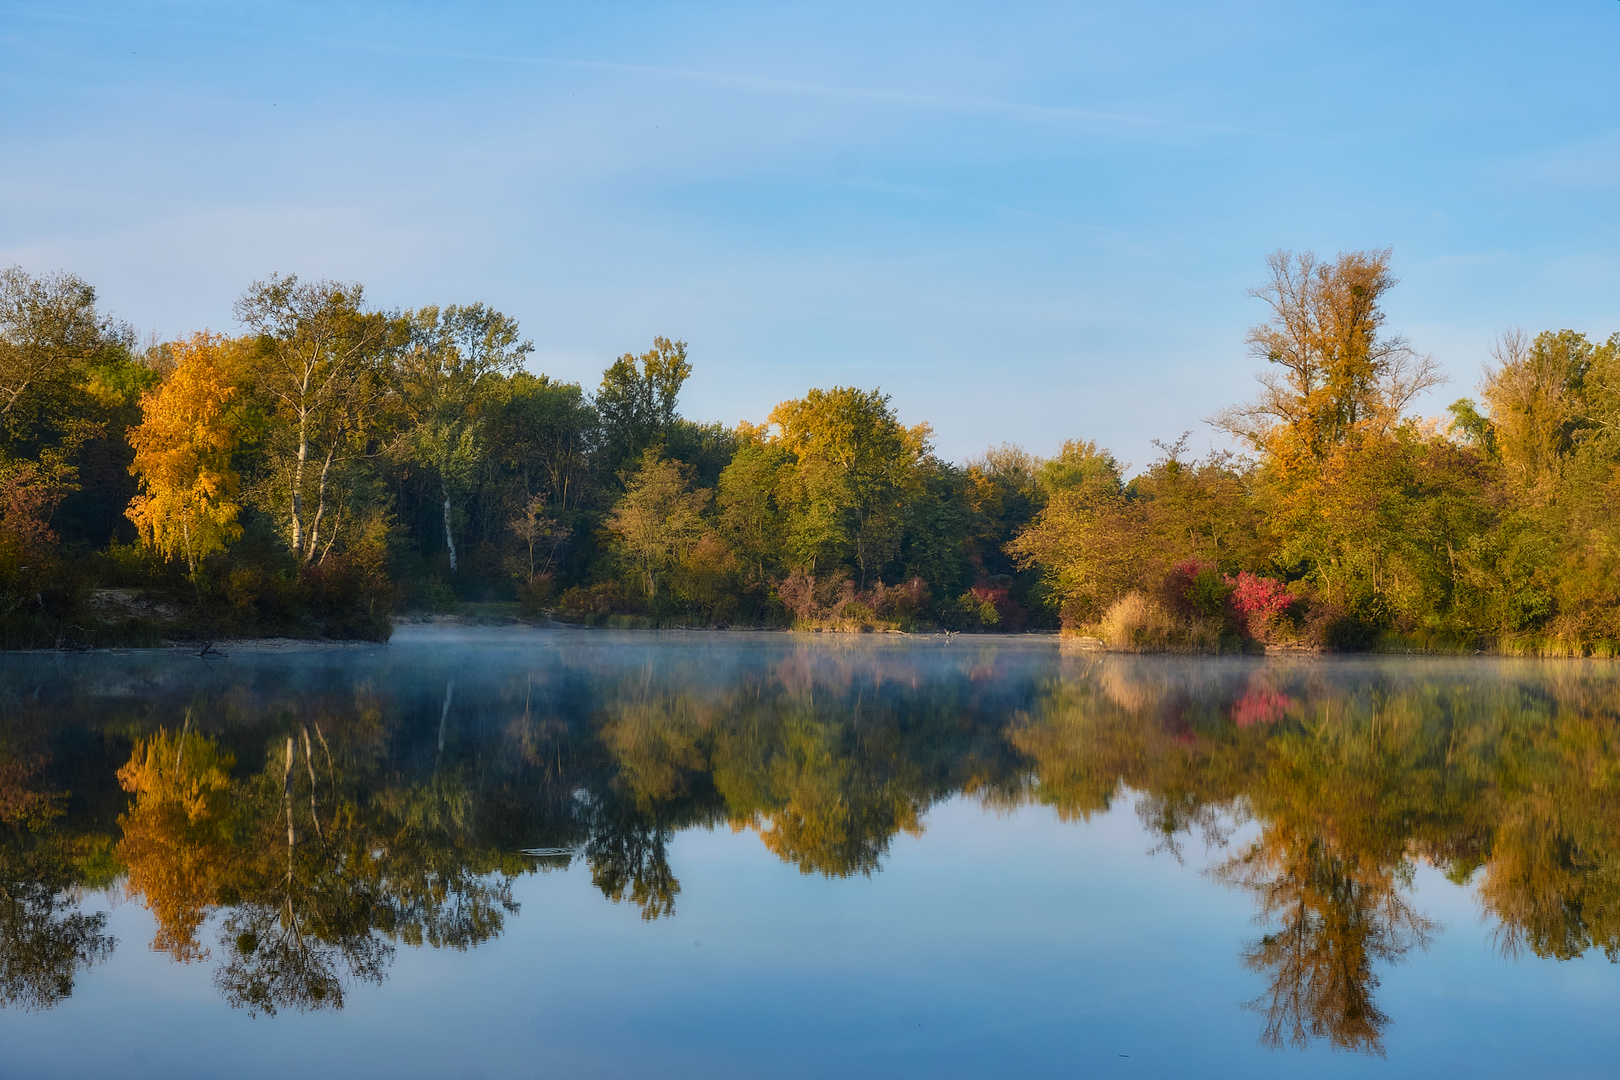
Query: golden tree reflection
[[116, 726, 236, 961], [115, 708, 525, 1013]]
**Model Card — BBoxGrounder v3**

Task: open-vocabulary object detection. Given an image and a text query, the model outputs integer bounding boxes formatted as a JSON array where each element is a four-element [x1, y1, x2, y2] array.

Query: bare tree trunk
[[174, 706, 192, 773], [319, 496, 346, 564], [306, 443, 338, 562], [313, 722, 336, 786], [291, 411, 308, 555], [854, 508, 870, 592], [443, 493, 458, 573]]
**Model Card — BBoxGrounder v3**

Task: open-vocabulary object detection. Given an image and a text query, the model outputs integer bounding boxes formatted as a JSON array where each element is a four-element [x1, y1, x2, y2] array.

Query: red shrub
[[1223, 571, 1295, 641], [775, 572, 858, 621], [1226, 572, 1293, 619], [776, 571, 817, 620]]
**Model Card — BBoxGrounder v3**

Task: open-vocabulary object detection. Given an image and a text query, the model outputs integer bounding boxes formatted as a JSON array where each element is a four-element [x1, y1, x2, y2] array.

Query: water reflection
[[1016, 655, 1620, 1054], [1, 634, 1618, 1053], [0, 823, 115, 1010]]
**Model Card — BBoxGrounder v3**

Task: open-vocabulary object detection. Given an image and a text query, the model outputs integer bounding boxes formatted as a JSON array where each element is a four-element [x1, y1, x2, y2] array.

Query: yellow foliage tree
[[1211, 248, 1443, 474], [126, 332, 244, 572], [605, 450, 710, 602]]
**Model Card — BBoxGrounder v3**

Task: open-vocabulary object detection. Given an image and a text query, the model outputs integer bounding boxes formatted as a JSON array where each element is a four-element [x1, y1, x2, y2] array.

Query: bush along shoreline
[[1, 247, 1618, 654]]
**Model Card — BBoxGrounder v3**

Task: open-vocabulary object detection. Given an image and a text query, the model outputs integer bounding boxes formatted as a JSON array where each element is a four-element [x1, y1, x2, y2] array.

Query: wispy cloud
[[4, 2, 1296, 142]]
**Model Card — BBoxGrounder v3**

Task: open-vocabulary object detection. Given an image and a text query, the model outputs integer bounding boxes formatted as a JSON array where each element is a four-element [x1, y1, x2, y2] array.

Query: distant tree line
[[0, 251, 1615, 650]]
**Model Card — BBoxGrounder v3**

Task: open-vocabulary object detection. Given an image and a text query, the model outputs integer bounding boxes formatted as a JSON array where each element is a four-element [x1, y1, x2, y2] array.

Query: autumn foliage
[[126, 333, 243, 573], [0, 249, 1615, 649]]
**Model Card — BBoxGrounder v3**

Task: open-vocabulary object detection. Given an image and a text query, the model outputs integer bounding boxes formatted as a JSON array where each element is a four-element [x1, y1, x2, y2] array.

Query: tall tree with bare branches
[[1211, 249, 1443, 470]]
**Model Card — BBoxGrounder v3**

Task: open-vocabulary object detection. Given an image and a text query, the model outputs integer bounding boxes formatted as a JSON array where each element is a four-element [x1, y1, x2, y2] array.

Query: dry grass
[[1494, 634, 1620, 659], [1097, 592, 1229, 654]]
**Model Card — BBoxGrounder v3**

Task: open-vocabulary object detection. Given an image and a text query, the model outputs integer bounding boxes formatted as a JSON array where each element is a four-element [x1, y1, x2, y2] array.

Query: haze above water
[[2, 630, 1619, 1078]]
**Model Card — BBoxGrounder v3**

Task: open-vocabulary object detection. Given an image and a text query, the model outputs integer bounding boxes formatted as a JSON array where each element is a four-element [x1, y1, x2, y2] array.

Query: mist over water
[[3, 629, 1620, 1077]]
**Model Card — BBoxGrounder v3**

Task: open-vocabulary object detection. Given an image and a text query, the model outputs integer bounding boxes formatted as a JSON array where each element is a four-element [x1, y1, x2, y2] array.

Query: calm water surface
[[2, 629, 1620, 1078]]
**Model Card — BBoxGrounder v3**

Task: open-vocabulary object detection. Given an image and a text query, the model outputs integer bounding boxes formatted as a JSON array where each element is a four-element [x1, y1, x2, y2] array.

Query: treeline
[[0, 250, 1616, 649], [0, 268, 1035, 642]]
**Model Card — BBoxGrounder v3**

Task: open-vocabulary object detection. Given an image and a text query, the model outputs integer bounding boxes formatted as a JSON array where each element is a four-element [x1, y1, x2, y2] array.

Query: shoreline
[[1, 618, 1614, 659]]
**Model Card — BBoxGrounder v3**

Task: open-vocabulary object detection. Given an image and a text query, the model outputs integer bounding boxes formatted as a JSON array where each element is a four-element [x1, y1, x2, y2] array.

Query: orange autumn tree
[[126, 332, 244, 573]]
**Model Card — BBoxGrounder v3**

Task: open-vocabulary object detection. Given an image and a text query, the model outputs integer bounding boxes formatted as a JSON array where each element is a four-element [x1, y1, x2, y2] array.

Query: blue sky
[[3, 1, 1618, 466]]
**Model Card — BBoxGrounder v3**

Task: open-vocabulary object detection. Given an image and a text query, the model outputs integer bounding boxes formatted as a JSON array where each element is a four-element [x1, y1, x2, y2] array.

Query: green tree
[[898, 456, 972, 595], [1128, 436, 1268, 575], [396, 304, 532, 573], [767, 386, 931, 588], [1007, 440, 1141, 626], [486, 372, 597, 520], [234, 275, 396, 561], [716, 437, 790, 584], [0, 267, 141, 555], [1479, 329, 1595, 498], [1267, 425, 1498, 628], [964, 443, 1044, 580], [595, 337, 691, 474], [605, 450, 710, 603], [0, 267, 106, 445], [1036, 438, 1123, 495]]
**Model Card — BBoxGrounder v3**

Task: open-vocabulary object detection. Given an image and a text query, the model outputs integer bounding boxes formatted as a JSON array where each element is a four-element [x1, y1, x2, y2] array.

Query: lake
[[2, 629, 1619, 1078]]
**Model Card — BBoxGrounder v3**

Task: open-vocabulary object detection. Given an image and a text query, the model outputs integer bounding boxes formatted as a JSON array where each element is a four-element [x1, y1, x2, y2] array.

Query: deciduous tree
[[234, 275, 395, 561], [1007, 446, 1142, 627], [126, 333, 245, 573], [396, 304, 532, 572], [0, 267, 104, 443], [605, 451, 710, 602], [766, 386, 930, 588], [1212, 249, 1443, 471], [595, 337, 691, 474]]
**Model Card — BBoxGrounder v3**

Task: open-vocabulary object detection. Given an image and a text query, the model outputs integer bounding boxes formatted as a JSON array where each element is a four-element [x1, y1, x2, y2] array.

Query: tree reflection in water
[[1011, 655, 1620, 1053], [0, 843, 115, 1010], [1214, 828, 1435, 1053], [0, 640, 1617, 1052], [0, 731, 116, 1009]]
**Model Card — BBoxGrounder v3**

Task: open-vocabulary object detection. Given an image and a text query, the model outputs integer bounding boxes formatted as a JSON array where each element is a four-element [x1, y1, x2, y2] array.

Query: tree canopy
[[0, 251, 1611, 652]]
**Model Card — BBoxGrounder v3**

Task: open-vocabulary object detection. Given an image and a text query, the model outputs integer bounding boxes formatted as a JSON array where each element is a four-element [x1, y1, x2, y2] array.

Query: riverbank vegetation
[[0, 249, 1615, 651]]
